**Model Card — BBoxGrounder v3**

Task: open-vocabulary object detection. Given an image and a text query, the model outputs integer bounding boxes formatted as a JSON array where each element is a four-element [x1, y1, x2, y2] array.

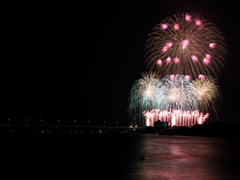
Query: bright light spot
[[173, 57, 180, 64], [205, 54, 211, 60], [169, 88, 179, 101], [185, 75, 191, 81], [146, 118, 150, 126], [182, 40, 189, 48], [166, 57, 171, 64], [174, 23, 179, 30], [161, 46, 168, 52], [209, 43, 216, 48], [198, 113, 203, 124], [185, 13, 191, 21], [169, 74, 175, 80], [145, 89, 152, 96], [197, 88, 207, 98], [156, 59, 162, 66], [171, 115, 176, 126], [195, 19, 202, 26], [161, 23, 168, 30], [169, 95, 176, 100], [162, 42, 173, 53], [166, 42, 173, 48], [198, 74, 205, 80], [203, 58, 210, 65], [191, 55, 198, 62]]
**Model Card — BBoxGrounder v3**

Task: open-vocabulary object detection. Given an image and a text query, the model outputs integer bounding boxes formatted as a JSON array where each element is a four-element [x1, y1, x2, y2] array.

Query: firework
[[128, 74, 219, 126], [128, 12, 227, 126], [158, 74, 198, 111], [143, 109, 209, 127], [144, 13, 227, 79], [192, 77, 221, 113], [128, 71, 161, 126]]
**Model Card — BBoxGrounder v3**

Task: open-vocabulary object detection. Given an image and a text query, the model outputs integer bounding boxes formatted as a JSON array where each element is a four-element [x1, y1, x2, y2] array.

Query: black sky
[[0, 0, 240, 125]]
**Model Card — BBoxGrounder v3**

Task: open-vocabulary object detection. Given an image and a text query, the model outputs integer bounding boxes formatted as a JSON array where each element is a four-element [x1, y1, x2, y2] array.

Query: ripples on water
[[77, 134, 240, 180], [4, 134, 240, 179]]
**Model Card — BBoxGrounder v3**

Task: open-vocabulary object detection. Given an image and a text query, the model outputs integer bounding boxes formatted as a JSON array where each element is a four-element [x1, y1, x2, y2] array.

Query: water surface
[[78, 134, 240, 180]]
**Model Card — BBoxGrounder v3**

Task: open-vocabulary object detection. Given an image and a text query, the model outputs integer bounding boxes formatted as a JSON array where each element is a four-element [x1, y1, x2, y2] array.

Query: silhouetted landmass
[[1, 121, 240, 138], [145, 121, 240, 137]]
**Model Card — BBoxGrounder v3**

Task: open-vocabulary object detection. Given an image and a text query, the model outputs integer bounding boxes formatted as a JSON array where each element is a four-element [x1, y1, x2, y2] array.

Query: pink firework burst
[[169, 74, 175, 80], [156, 59, 162, 66], [195, 19, 202, 26], [209, 43, 216, 48], [173, 57, 180, 64], [185, 75, 191, 81], [205, 54, 211, 60], [174, 23, 180, 30], [182, 40, 189, 48], [198, 74, 205, 80], [161, 23, 168, 30], [161, 46, 168, 52], [166, 42, 173, 48], [185, 13, 191, 21], [166, 57, 171, 64], [145, 12, 227, 79], [191, 55, 198, 62], [203, 58, 210, 65]]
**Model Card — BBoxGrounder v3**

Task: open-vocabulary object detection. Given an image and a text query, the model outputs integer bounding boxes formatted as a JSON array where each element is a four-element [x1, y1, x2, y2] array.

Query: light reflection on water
[[118, 134, 240, 180]]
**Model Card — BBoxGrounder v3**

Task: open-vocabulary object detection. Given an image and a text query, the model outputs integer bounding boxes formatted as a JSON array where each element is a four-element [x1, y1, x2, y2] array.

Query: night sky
[[0, 0, 240, 125]]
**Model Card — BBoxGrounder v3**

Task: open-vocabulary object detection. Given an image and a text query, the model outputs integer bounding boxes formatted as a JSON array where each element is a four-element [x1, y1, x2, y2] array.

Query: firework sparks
[[145, 13, 227, 79], [161, 23, 168, 30], [143, 109, 209, 127], [209, 43, 216, 48], [185, 13, 192, 21], [174, 23, 180, 30], [198, 74, 205, 80], [185, 75, 191, 81], [159, 74, 198, 111], [157, 59, 162, 66], [128, 74, 220, 126], [128, 72, 162, 126], [192, 77, 221, 112], [128, 12, 227, 127]]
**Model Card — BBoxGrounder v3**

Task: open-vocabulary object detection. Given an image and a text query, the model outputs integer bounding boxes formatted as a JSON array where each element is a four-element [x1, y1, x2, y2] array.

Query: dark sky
[[0, 0, 240, 125]]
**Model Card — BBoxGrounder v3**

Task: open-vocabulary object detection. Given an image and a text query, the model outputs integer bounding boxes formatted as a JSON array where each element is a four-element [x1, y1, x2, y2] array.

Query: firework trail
[[144, 13, 227, 79]]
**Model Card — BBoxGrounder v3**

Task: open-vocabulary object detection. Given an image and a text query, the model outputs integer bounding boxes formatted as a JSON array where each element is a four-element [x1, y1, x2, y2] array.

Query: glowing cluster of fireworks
[[128, 73, 220, 126], [143, 109, 209, 127], [144, 13, 227, 79], [128, 13, 227, 127]]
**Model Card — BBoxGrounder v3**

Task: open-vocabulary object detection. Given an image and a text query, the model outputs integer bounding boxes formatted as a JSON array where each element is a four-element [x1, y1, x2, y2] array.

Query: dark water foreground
[[78, 134, 240, 180], [3, 134, 240, 179]]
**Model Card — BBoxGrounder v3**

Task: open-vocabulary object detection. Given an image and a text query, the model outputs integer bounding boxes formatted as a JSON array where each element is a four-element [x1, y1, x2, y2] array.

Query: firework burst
[[128, 71, 161, 125], [128, 74, 220, 126], [144, 13, 227, 79], [159, 74, 198, 111], [192, 77, 221, 113], [128, 12, 227, 126]]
